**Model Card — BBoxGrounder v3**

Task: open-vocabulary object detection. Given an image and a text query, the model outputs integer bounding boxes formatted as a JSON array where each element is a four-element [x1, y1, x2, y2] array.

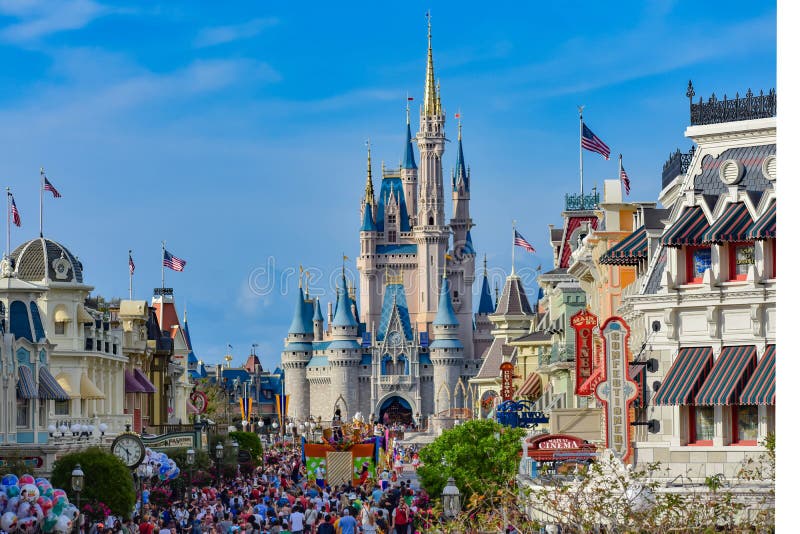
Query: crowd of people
[[86, 444, 430, 534]]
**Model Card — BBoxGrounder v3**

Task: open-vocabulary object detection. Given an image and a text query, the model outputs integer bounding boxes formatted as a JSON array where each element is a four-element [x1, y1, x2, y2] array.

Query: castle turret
[[401, 105, 418, 223], [430, 275, 463, 415], [313, 298, 324, 341], [281, 285, 313, 419], [328, 273, 362, 419], [414, 17, 450, 321], [473, 255, 494, 358]]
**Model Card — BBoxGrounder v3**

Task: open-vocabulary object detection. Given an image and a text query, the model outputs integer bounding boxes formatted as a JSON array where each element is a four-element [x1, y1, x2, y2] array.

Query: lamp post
[[71, 464, 85, 532], [272, 421, 279, 445], [215, 443, 224, 481], [185, 448, 195, 501], [231, 439, 239, 458], [441, 477, 461, 520], [287, 422, 295, 445]]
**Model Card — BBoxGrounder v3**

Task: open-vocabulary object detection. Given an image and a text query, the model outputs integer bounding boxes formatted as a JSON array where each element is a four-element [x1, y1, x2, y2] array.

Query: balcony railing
[[687, 81, 776, 126], [379, 375, 413, 385], [661, 146, 695, 189], [565, 192, 600, 211]]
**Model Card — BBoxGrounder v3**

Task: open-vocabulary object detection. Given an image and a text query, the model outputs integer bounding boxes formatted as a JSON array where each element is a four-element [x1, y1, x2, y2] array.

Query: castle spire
[[365, 139, 375, 206], [423, 11, 439, 117]]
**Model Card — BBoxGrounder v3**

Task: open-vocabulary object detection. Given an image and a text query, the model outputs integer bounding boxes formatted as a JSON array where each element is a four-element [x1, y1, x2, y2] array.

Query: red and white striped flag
[[129, 251, 135, 275], [9, 193, 21, 227], [44, 176, 61, 198], [581, 122, 611, 160], [514, 230, 535, 253], [620, 164, 631, 195], [163, 249, 186, 272]]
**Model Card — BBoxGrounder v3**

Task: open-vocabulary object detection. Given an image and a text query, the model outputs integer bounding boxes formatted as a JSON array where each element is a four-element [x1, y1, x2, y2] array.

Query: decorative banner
[[522, 433, 597, 462], [594, 316, 639, 463], [571, 309, 598, 395], [189, 390, 208, 414], [500, 362, 515, 401]]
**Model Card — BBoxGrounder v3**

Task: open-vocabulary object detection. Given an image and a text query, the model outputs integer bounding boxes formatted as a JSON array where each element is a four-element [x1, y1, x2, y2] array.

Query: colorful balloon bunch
[[0, 474, 78, 533], [135, 448, 180, 482]]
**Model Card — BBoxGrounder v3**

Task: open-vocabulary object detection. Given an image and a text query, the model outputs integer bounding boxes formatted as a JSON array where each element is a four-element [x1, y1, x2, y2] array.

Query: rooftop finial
[[423, 10, 438, 117], [298, 264, 304, 288], [457, 110, 462, 141], [483, 254, 488, 277], [365, 139, 374, 206], [406, 92, 411, 125]]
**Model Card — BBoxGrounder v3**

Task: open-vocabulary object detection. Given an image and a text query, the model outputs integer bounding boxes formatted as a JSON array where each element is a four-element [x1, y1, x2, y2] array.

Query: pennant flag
[[129, 251, 135, 275], [454, 112, 460, 119], [514, 230, 535, 253], [407, 96, 414, 101], [43, 177, 61, 198], [163, 249, 186, 271], [9, 193, 21, 227], [581, 123, 611, 160], [620, 164, 631, 195]]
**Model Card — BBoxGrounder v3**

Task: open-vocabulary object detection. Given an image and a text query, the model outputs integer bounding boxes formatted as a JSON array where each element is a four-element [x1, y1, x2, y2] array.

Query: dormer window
[[387, 214, 396, 226]]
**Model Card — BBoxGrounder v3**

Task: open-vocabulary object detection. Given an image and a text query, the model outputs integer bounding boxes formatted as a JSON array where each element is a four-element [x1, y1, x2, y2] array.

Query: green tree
[[228, 431, 263, 461], [51, 447, 136, 518], [417, 419, 525, 500], [194, 379, 229, 423]]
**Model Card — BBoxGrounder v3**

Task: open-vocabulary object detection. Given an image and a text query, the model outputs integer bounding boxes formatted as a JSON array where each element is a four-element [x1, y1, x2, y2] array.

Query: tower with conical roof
[[401, 100, 418, 223], [414, 15, 450, 322], [281, 284, 313, 419], [430, 275, 463, 415], [327, 272, 362, 419], [474, 255, 495, 358]]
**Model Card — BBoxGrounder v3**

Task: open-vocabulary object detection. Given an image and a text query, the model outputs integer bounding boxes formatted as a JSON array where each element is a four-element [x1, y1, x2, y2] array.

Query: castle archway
[[376, 394, 415, 425]]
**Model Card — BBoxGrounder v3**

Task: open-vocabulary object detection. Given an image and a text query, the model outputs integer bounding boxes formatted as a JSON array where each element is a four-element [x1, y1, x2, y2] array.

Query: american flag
[[581, 123, 611, 160], [129, 251, 135, 275], [43, 177, 61, 198], [163, 249, 186, 272], [620, 164, 631, 195], [9, 193, 21, 227], [514, 230, 535, 253]]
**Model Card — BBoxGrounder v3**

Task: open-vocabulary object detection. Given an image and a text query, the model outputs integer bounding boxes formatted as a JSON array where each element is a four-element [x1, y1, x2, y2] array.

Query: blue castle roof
[[429, 338, 463, 349], [361, 202, 377, 232], [463, 231, 476, 255], [433, 277, 459, 326], [288, 287, 314, 335], [453, 134, 469, 191], [376, 178, 411, 232], [332, 276, 358, 328], [402, 122, 417, 170], [477, 270, 494, 314], [377, 283, 414, 341], [313, 298, 324, 322]]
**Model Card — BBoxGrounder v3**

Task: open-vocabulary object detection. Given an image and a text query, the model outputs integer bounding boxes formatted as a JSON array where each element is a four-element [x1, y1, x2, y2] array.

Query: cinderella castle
[[281, 22, 496, 426]]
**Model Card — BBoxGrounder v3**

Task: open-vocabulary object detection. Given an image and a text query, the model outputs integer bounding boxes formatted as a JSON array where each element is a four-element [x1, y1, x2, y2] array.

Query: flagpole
[[161, 240, 166, 290], [579, 106, 585, 205], [511, 220, 516, 276], [619, 153, 623, 190], [5, 188, 10, 258], [39, 167, 44, 238], [129, 249, 133, 300]]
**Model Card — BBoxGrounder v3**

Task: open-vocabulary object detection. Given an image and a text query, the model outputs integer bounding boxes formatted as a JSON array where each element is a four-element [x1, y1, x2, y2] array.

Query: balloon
[[43, 513, 58, 533], [21, 484, 39, 503], [37, 496, 53, 515], [18, 517, 37, 532], [51, 490, 66, 502], [18, 475, 34, 486], [7, 496, 20, 513], [34, 478, 47, 486], [32, 504, 44, 521], [1, 474, 19, 487], [54, 515, 72, 534], [17, 502, 30, 519], [1, 512, 18, 533], [64, 505, 79, 521], [5, 484, 20, 498]]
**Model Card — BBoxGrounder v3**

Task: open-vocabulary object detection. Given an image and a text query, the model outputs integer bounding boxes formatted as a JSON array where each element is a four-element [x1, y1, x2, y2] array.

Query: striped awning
[[38, 367, 70, 401], [80, 373, 105, 400], [702, 203, 754, 244], [747, 200, 776, 240], [630, 364, 645, 408], [516, 372, 542, 400], [55, 373, 79, 399], [600, 227, 648, 265], [125, 370, 146, 393], [661, 206, 710, 247], [17, 365, 38, 399], [695, 346, 757, 405], [740, 345, 775, 405], [134, 369, 157, 394], [651, 347, 714, 405]]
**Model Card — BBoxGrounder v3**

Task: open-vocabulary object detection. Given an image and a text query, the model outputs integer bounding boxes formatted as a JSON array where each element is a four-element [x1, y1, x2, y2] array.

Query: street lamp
[[186, 448, 195, 500], [441, 477, 461, 520], [215, 443, 224, 481], [288, 422, 295, 444], [272, 421, 279, 444], [71, 464, 85, 530], [231, 440, 239, 458]]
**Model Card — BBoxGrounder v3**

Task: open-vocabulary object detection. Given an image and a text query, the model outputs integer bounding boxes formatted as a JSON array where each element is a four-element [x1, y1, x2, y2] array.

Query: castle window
[[55, 321, 66, 335], [429, 217, 434, 225], [388, 230, 397, 243], [387, 214, 396, 226]]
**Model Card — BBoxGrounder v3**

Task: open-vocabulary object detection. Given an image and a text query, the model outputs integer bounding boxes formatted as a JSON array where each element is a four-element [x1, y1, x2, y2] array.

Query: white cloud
[[194, 17, 279, 48], [0, 0, 110, 42]]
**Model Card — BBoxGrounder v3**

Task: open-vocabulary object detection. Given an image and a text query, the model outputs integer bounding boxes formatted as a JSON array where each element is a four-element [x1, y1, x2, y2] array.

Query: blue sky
[[0, 1, 776, 370]]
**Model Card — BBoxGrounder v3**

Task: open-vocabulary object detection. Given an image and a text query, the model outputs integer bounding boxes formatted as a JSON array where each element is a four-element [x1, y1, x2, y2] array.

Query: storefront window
[[17, 399, 29, 427], [690, 406, 714, 445], [733, 405, 758, 445], [686, 247, 712, 284], [729, 243, 754, 281], [55, 399, 70, 416]]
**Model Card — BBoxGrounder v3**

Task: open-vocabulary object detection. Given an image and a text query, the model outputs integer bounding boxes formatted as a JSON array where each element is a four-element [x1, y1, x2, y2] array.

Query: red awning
[[661, 206, 710, 247], [740, 345, 775, 405], [695, 346, 757, 405], [651, 347, 714, 405], [516, 373, 542, 400], [702, 203, 755, 244]]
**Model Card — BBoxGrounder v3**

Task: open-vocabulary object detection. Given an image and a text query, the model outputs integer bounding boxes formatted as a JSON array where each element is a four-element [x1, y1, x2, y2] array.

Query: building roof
[[493, 274, 534, 317], [244, 354, 262, 373], [376, 177, 411, 232], [511, 330, 552, 344], [402, 121, 417, 170], [376, 244, 417, 255], [377, 283, 413, 341], [474, 337, 516, 379], [429, 338, 463, 349], [549, 228, 563, 243], [313, 298, 324, 322], [643, 207, 670, 230], [747, 199, 776, 240], [10, 237, 84, 284], [600, 226, 648, 265], [693, 145, 775, 197], [288, 287, 314, 334], [476, 270, 494, 314], [361, 202, 377, 232], [452, 132, 469, 191], [331, 276, 358, 328], [433, 277, 459, 327]]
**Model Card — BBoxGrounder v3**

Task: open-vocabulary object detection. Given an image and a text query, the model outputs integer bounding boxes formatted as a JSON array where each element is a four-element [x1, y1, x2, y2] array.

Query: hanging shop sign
[[571, 309, 598, 395], [594, 316, 639, 463], [500, 362, 515, 401]]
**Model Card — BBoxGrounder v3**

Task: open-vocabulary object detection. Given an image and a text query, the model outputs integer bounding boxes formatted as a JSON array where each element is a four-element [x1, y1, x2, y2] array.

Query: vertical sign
[[594, 316, 639, 463], [500, 362, 515, 401], [570, 309, 598, 395]]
